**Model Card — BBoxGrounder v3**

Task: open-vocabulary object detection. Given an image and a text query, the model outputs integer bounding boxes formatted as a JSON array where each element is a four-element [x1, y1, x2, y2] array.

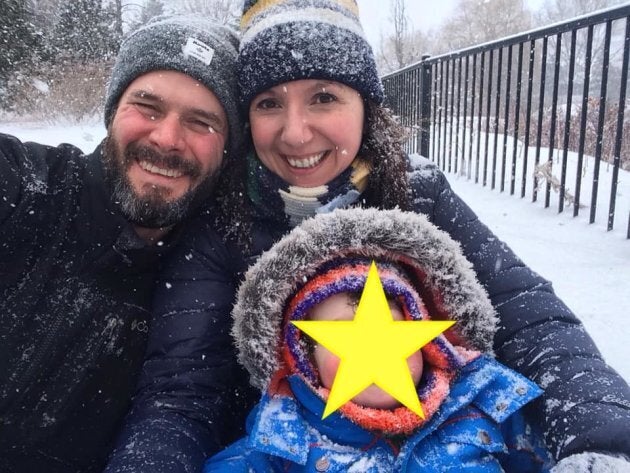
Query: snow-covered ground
[[448, 169, 629, 383], [1, 120, 105, 153], [1, 121, 628, 383]]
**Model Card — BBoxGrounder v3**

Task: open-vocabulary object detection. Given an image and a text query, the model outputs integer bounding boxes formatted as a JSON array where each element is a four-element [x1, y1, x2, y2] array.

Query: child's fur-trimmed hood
[[232, 208, 498, 391]]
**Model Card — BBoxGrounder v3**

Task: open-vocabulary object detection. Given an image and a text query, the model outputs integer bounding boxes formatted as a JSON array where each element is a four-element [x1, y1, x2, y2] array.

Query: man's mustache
[[125, 143, 202, 178]]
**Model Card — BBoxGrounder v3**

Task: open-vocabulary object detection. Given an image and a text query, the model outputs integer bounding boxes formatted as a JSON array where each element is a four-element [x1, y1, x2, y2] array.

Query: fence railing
[[382, 4, 630, 238]]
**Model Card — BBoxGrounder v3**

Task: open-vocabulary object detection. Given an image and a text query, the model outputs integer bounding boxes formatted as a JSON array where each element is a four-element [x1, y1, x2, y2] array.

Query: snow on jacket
[[0, 134, 179, 472], [205, 359, 549, 473], [106, 156, 630, 473], [208, 206, 549, 472]]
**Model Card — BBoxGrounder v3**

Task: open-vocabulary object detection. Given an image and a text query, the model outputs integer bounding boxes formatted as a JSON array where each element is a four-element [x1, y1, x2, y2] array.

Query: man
[[0, 16, 241, 473]]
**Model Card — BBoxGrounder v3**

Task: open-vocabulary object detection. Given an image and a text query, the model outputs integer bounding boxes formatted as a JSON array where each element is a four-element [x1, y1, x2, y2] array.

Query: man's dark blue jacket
[[0, 134, 176, 472]]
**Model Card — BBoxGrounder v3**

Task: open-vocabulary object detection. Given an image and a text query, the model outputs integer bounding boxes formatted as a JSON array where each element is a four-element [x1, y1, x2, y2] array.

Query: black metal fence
[[382, 4, 630, 238]]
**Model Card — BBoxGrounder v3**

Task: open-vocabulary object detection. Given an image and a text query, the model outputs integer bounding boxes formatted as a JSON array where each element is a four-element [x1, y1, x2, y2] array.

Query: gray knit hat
[[238, 0, 384, 109], [105, 16, 242, 157]]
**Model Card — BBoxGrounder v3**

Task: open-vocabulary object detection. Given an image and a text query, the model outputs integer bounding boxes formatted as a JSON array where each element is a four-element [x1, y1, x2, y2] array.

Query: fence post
[[419, 54, 432, 158]]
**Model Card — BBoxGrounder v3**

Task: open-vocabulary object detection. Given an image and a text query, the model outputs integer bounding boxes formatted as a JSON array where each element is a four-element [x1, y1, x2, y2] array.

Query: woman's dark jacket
[[0, 134, 176, 472], [106, 157, 630, 473]]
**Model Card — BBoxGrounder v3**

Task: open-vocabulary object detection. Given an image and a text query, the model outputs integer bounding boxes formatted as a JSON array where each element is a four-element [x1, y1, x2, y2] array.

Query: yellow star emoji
[[292, 261, 454, 419]]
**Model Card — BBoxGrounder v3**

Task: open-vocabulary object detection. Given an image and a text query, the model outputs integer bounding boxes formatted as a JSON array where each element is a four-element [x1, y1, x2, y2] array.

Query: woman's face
[[249, 79, 365, 188]]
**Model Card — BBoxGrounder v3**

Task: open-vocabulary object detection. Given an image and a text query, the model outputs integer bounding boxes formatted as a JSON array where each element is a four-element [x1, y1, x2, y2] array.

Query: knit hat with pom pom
[[238, 0, 383, 108]]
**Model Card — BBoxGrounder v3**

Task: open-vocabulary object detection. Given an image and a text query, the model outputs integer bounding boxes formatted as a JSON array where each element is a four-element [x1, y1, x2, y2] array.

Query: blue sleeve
[[105, 218, 257, 473], [409, 162, 630, 461], [202, 438, 265, 473], [202, 402, 278, 473]]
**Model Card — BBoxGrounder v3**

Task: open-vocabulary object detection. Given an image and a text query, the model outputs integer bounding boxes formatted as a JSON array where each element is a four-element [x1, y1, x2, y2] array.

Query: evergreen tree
[[51, 0, 120, 62], [140, 0, 165, 24], [127, 0, 166, 33], [0, 0, 38, 97]]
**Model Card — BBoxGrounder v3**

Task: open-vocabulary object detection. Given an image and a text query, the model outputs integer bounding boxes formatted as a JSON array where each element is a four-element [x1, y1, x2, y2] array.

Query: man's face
[[104, 70, 228, 228]]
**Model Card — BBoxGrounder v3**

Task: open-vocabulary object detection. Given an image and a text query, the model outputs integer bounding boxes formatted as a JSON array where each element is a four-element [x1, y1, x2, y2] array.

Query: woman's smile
[[284, 151, 327, 169]]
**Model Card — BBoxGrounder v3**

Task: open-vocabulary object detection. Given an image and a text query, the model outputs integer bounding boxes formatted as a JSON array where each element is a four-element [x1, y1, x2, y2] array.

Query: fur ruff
[[232, 207, 498, 391]]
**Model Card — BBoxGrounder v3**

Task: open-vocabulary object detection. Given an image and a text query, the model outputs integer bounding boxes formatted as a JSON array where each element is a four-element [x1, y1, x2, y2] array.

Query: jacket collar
[[83, 142, 183, 271], [248, 357, 542, 465], [248, 376, 387, 466]]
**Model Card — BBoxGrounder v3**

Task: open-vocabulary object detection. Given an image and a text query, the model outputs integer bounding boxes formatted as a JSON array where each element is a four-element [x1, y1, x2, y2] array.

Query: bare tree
[[377, 0, 429, 73], [534, 0, 624, 26], [392, 0, 408, 69], [534, 0, 626, 96], [172, 0, 240, 27], [378, 30, 430, 74], [435, 0, 533, 53]]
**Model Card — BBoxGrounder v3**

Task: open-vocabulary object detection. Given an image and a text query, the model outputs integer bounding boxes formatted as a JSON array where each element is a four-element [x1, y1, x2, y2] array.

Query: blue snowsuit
[[204, 356, 551, 472]]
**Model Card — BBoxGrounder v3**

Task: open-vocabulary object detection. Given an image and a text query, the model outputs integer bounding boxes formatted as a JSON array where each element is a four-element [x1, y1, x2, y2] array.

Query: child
[[205, 208, 552, 472]]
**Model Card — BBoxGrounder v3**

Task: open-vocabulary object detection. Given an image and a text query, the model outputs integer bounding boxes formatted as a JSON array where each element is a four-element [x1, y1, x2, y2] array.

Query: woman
[[105, 1, 630, 472]]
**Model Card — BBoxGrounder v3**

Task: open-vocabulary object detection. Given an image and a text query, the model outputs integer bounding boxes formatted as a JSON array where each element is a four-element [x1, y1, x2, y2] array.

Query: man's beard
[[102, 135, 220, 228]]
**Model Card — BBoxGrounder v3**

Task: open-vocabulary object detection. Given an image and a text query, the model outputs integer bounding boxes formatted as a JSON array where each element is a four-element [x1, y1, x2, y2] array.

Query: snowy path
[[448, 173, 629, 382]]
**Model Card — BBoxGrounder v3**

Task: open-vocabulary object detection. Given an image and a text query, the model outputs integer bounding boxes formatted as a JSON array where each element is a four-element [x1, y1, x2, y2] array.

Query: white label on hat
[[182, 37, 215, 65]]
